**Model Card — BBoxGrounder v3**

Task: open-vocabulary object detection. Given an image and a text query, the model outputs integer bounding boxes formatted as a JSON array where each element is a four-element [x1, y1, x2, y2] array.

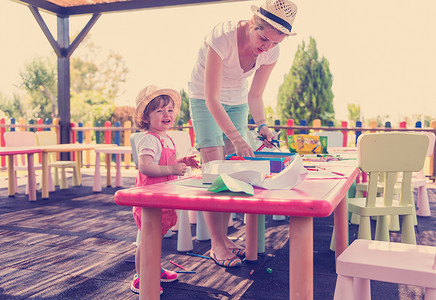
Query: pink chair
[[4, 131, 54, 195], [334, 239, 436, 300]]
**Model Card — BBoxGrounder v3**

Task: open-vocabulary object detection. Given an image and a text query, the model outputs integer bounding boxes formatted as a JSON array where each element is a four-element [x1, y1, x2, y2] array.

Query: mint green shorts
[[189, 98, 248, 149]]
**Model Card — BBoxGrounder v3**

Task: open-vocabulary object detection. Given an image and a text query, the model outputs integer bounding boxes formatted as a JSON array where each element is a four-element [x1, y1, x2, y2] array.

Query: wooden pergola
[[11, 0, 247, 158]]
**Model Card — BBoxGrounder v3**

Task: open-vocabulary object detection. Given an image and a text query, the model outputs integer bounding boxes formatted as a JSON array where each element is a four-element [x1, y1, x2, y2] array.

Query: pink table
[[0, 146, 42, 201], [114, 165, 359, 300]]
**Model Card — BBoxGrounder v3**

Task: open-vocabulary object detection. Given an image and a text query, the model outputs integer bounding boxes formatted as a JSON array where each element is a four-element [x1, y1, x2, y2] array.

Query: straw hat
[[251, 0, 298, 36], [134, 85, 181, 129]]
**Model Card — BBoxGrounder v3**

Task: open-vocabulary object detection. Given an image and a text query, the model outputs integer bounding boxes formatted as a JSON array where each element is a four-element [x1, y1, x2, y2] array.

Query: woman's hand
[[180, 155, 200, 169], [234, 139, 254, 157], [258, 125, 275, 148]]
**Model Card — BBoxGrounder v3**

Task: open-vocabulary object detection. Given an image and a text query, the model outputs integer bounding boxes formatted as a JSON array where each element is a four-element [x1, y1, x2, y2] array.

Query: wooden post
[[341, 121, 348, 147], [430, 120, 436, 180], [124, 120, 132, 168], [0, 118, 5, 167], [85, 121, 92, 168], [312, 119, 321, 132]]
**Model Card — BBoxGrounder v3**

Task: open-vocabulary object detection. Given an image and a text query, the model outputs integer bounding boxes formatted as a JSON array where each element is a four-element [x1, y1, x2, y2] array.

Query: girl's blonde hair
[[138, 95, 174, 130]]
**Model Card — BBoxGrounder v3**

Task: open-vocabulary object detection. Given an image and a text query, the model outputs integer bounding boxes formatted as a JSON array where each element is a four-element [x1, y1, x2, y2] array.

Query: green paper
[[207, 174, 254, 195]]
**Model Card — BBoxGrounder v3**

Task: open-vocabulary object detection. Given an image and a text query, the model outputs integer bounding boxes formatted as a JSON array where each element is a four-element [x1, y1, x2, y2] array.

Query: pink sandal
[[160, 267, 178, 282], [130, 274, 163, 295]]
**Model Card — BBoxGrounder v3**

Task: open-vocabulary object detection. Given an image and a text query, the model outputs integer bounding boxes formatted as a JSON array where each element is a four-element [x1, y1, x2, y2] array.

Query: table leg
[[93, 152, 102, 192], [42, 152, 49, 199], [106, 154, 111, 187], [140, 207, 162, 300], [115, 154, 122, 187], [27, 153, 37, 201], [334, 195, 348, 259], [289, 216, 313, 300], [75, 151, 82, 185], [7, 155, 15, 197], [246, 213, 258, 261]]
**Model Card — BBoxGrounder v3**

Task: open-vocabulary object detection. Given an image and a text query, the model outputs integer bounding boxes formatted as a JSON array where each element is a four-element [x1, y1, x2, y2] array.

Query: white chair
[[334, 239, 436, 300], [352, 131, 435, 227], [348, 132, 429, 245], [35, 131, 80, 189], [4, 131, 54, 195]]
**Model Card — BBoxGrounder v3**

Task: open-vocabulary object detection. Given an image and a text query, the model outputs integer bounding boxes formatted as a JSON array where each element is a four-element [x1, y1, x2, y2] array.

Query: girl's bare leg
[[135, 242, 141, 275]]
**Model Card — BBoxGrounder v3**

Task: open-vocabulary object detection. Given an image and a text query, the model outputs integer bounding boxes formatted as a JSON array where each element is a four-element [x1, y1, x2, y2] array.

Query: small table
[[40, 143, 116, 199], [0, 146, 42, 201], [114, 165, 359, 300], [93, 146, 133, 192]]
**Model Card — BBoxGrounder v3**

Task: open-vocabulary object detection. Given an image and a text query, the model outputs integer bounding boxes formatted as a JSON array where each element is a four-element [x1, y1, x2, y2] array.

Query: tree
[[0, 91, 38, 120], [277, 37, 334, 126], [177, 88, 191, 125], [70, 37, 127, 124], [347, 103, 361, 123], [19, 56, 57, 120], [16, 35, 128, 124]]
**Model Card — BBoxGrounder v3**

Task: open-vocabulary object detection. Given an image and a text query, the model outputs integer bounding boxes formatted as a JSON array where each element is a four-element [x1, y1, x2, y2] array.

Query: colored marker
[[186, 252, 211, 260], [169, 260, 188, 271], [176, 271, 196, 274]]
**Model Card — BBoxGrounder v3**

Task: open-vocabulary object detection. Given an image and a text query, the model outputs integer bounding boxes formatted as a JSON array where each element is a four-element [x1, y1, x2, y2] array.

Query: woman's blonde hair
[[251, 14, 289, 36]]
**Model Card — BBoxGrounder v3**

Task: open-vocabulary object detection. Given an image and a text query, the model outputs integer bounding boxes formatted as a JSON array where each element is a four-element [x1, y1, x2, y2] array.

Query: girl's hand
[[258, 125, 275, 148], [171, 163, 187, 176], [234, 139, 254, 157], [180, 155, 200, 169]]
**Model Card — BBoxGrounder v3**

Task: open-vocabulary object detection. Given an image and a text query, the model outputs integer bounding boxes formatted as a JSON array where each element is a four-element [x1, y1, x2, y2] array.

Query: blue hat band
[[258, 7, 292, 33]]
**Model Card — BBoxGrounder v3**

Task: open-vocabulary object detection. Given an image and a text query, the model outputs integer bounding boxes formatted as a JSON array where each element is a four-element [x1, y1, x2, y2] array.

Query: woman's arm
[[139, 155, 186, 177], [248, 62, 277, 143], [204, 46, 254, 157]]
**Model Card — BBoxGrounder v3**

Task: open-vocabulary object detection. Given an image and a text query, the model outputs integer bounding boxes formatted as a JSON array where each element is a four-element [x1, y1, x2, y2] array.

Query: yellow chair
[[35, 131, 80, 189], [348, 132, 429, 244]]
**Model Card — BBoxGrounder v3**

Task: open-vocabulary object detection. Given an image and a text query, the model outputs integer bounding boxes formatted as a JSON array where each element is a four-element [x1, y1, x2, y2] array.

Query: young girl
[[131, 85, 199, 295]]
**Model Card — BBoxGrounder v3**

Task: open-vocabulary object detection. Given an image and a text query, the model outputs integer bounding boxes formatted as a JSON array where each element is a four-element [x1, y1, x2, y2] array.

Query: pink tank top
[[134, 132, 178, 187]]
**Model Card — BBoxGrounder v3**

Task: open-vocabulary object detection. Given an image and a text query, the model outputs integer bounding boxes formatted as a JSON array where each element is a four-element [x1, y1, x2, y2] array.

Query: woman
[[188, 0, 298, 266]]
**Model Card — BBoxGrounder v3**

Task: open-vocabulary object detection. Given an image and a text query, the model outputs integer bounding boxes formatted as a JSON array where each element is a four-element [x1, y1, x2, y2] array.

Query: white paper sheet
[[228, 154, 308, 190]]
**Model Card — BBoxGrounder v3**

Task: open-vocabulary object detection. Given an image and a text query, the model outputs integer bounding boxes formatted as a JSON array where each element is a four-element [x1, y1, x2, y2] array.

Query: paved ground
[[0, 168, 436, 299]]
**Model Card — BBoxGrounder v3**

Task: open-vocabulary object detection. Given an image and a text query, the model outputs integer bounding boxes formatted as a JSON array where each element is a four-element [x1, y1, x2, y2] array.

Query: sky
[[1, 0, 436, 124]]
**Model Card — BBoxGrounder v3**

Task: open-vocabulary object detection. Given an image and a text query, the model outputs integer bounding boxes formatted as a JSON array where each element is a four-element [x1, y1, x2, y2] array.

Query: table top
[[94, 146, 132, 154], [115, 165, 359, 217], [40, 143, 117, 152], [0, 146, 42, 156]]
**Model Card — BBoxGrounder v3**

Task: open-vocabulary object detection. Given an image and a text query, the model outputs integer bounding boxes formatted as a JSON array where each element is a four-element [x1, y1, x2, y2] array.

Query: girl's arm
[[204, 46, 254, 157], [139, 155, 186, 177], [247, 62, 277, 146]]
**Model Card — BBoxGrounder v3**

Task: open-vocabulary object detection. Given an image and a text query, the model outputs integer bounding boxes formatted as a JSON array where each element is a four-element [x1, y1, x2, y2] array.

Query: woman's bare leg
[[200, 146, 236, 260]]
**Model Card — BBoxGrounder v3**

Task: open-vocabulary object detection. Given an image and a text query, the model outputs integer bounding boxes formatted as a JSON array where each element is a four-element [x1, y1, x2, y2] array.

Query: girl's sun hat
[[251, 0, 298, 36], [134, 85, 181, 128]]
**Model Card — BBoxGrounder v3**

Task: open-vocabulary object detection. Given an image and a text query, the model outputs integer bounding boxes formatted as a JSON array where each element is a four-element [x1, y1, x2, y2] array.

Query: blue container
[[225, 151, 296, 173]]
